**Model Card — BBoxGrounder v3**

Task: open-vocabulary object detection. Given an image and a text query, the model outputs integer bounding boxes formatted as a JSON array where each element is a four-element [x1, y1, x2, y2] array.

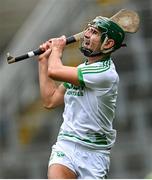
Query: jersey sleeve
[[77, 61, 118, 90]]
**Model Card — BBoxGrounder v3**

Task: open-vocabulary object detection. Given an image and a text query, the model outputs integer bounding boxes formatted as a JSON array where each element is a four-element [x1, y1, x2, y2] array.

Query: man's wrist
[[51, 48, 63, 58]]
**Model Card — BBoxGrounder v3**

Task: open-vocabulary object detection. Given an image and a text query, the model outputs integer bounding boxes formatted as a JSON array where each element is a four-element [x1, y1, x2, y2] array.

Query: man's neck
[[87, 54, 110, 64]]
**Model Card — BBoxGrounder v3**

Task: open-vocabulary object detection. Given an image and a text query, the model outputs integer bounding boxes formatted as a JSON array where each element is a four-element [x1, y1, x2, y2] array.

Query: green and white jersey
[[57, 58, 119, 150]]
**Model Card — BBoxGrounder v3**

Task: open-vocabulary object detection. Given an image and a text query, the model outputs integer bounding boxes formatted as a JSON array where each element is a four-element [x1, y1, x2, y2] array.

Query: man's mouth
[[83, 40, 90, 47]]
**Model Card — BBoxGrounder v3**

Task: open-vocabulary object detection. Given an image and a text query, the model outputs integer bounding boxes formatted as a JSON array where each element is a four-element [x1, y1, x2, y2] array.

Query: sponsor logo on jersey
[[65, 83, 84, 96]]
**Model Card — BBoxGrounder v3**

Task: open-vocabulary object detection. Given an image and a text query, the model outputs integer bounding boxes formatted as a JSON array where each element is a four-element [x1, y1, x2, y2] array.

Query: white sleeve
[[78, 62, 118, 90]]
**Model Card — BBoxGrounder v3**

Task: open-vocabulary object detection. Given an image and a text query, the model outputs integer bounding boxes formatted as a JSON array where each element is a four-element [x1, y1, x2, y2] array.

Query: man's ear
[[104, 39, 115, 49]]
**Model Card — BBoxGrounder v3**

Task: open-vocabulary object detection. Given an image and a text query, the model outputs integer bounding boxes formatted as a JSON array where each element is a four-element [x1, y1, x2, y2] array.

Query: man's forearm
[[38, 60, 57, 107]]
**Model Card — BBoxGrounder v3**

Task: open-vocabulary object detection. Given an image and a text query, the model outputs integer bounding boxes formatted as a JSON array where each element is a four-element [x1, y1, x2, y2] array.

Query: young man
[[38, 16, 125, 179]]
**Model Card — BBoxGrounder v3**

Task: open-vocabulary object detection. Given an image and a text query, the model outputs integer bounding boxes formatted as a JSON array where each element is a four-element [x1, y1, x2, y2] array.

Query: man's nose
[[84, 30, 91, 38]]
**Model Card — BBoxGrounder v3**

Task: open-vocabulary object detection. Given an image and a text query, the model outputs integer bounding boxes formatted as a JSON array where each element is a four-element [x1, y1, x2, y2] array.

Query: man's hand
[[51, 35, 66, 52], [38, 35, 66, 62], [38, 40, 52, 62]]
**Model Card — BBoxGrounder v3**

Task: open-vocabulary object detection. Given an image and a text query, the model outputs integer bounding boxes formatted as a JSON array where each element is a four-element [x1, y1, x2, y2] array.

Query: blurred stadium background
[[0, 0, 152, 178]]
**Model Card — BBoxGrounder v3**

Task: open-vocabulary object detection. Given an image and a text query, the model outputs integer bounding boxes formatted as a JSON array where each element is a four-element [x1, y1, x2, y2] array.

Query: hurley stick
[[7, 9, 140, 64]]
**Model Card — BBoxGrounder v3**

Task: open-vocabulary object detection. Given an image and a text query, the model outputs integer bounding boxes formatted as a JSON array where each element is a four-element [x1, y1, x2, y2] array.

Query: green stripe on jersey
[[78, 60, 111, 85], [80, 60, 111, 74], [59, 132, 107, 145], [78, 68, 85, 86], [81, 64, 110, 74], [63, 82, 70, 89], [81, 60, 110, 70]]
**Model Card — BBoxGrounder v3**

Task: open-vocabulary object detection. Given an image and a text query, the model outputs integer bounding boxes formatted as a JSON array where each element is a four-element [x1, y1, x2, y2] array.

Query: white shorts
[[48, 140, 110, 179]]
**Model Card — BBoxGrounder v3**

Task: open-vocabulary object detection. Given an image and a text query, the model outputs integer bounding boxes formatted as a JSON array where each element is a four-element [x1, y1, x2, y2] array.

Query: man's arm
[[38, 48, 66, 109], [47, 36, 81, 86]]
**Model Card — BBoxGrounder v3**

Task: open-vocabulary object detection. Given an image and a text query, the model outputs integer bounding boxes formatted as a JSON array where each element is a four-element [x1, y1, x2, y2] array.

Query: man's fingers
[[45, 48, 52, 56], [40, 41, 52, 52], [39, 44, 45, 52], [38, 48, 52, 61]]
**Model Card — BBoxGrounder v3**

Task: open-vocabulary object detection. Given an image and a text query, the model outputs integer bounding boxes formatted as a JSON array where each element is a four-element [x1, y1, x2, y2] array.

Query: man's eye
[[92, 30, 98, 34]]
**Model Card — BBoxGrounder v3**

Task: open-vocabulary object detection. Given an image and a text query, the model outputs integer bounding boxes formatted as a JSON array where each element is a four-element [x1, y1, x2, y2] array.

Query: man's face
[[83, 26, 102, 52]]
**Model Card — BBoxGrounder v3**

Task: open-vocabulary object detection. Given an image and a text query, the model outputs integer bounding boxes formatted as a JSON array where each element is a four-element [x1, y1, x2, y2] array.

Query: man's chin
[[83, 45, 91, 50]]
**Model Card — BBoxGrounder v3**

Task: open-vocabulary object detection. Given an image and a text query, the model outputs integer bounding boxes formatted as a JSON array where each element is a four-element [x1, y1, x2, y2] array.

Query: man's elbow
[[48, 68, 58, 80], [42, 100, 56, 109]]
